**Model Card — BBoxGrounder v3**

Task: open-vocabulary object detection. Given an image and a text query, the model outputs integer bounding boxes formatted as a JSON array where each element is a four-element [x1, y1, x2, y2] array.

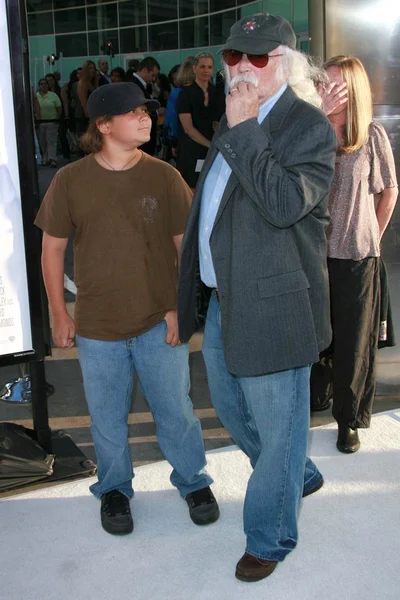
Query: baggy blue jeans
[[76, 320, 212, 499], [202, 294, 322, 561]]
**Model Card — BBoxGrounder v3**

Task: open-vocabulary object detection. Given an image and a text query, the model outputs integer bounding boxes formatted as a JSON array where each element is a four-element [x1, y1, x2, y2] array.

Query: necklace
[[99, 151, 138, 171]]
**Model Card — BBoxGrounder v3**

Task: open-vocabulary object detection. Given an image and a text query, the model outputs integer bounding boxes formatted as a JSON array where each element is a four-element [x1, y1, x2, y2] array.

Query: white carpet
[[1, 411, 400, 600]]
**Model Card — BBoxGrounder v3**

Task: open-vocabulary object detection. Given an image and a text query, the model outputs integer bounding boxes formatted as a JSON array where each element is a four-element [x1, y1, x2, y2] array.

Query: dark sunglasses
[[222, 49, 284, 68]]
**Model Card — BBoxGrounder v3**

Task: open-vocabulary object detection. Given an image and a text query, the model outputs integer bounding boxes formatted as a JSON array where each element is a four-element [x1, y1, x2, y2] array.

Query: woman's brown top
[[327, 122, 397, 260]]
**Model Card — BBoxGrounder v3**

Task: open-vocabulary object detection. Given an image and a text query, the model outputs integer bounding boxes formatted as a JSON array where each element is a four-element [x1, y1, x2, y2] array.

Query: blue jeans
[[76, 320, 212, 499], [202, 294, 322, 561]]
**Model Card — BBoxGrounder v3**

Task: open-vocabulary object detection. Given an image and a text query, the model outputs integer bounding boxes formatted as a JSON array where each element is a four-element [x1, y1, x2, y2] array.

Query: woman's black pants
[[311, 257, 380, 429]]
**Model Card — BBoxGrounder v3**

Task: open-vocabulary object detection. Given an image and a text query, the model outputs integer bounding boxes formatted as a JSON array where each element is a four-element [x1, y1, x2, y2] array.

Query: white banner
[[0, 0, 33, 356]]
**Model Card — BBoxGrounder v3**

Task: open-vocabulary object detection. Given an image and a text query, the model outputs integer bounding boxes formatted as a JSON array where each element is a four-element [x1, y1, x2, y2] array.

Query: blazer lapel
[[210, 116, 239, 228], [213, 172, 239, 228], [196, 143, 219, 194], [181, 143, 218, 249], [192, 116, 240, 229], [261, 86, 297, 134], [189, 122, 224, 223]]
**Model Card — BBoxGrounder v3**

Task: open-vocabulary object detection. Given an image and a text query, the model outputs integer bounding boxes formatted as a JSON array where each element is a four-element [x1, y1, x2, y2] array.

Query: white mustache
[[229, 73, 259, 90]]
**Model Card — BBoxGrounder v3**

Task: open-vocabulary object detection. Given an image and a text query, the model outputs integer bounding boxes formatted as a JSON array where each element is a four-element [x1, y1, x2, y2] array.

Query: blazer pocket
[[257, 269, 310, 299]]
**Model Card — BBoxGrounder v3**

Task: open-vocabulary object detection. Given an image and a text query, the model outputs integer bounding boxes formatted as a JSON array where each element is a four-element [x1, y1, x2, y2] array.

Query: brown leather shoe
[[235, 552, 278, 582]]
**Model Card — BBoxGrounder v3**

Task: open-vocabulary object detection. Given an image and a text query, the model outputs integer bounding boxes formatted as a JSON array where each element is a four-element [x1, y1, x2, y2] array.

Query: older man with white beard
[[178, 13, 337, 582]]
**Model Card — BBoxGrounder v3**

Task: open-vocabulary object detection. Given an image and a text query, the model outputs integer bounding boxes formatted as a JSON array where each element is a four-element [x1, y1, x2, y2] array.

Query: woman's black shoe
[[337, 425, 360, 453], [311, 397, 331, 412]]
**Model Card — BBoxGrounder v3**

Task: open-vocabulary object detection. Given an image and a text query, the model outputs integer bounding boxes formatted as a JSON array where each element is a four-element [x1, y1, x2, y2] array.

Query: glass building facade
[[27, 0, 309, 82]]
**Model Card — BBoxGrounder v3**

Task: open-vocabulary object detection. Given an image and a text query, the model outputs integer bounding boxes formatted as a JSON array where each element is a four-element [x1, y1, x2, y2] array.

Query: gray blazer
[[178, 87, 337, 377]]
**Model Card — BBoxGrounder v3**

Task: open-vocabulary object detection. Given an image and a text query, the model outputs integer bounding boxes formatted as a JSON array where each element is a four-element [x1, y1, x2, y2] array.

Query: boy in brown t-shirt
[[35, 83, 219, 535]]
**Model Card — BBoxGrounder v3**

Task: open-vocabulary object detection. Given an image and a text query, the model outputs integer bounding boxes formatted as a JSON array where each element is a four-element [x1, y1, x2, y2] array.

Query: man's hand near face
[[226, 82, 259, 128]]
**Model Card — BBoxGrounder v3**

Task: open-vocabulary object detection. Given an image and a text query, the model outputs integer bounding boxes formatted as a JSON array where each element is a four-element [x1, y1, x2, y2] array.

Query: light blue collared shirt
[[198, 83, 288, 288]]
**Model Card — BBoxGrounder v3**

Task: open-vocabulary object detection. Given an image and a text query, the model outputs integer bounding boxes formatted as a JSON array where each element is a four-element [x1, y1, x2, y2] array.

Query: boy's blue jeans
[[76, 320, 212, 499]]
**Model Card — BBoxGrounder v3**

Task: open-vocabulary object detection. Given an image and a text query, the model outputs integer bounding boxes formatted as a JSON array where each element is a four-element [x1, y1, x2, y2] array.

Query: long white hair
[[283, 47, 325, 108], [223, 45, 325, 109]]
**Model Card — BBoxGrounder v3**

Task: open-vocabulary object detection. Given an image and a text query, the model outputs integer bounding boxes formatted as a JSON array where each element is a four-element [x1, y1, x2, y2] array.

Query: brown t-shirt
[[35, 152, 192, 340]]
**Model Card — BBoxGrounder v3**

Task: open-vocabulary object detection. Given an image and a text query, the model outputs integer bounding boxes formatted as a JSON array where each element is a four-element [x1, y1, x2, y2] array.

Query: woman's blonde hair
[[176, 59, 195, 86], [80, 116, 113, 154], [80, 60, 97, 88], [193, 52, 214, 66], [324, 55, 373, 153]]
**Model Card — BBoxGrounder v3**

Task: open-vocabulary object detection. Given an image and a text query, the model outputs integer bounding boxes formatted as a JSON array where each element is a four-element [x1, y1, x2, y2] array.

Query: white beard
[[224, 66, 259, 91], [226, 73, 259, 90]]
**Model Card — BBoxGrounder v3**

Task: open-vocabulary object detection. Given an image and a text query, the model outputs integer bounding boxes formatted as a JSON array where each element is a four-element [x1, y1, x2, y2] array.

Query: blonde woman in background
[[311, 56, 398, 452], [176, 52, 225, 190]]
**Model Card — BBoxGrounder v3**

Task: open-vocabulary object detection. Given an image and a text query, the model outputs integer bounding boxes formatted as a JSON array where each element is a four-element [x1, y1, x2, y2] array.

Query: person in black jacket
[[178, 13, 337, 582], [98, 59, 111, 86], [176, 52, 225, 190], [131, 57, 160, 156]]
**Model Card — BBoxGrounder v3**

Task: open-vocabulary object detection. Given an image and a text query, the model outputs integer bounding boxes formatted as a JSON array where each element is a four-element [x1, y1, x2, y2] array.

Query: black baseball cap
[[219, 13, 296, 55], [87, 82, 160, 120]]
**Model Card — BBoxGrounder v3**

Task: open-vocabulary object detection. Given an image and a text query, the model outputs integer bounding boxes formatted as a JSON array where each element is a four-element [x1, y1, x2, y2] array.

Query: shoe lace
[[103, 491, 130, 516], [188, 487, 214, 508]]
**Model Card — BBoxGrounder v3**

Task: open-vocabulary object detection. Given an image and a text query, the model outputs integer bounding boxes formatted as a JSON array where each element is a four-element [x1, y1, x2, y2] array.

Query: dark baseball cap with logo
[[219, 13, 296, 55], [87, 82, 160, 120]]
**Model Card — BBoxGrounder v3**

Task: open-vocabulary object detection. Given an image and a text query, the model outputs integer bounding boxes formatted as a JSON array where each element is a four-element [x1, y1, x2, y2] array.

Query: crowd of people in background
[[31, 46, 398, 458], [33, 54, 226, 181]]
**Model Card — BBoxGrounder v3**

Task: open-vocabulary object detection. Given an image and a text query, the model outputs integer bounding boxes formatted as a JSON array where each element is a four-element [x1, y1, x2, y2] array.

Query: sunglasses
[[222, 50, 284, 68]]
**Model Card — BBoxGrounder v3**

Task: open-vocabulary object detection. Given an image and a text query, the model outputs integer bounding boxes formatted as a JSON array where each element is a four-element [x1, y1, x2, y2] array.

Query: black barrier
[[0, 0, 96, 488], [1, 0, 52, 451]]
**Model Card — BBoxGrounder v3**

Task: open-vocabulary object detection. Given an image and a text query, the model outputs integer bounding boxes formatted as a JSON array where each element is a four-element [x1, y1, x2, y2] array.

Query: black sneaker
[[302, 477, 324, 498], [49, 160, 57, 168], [185, 486, 220, 525], [100, 490, 134, 535]]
